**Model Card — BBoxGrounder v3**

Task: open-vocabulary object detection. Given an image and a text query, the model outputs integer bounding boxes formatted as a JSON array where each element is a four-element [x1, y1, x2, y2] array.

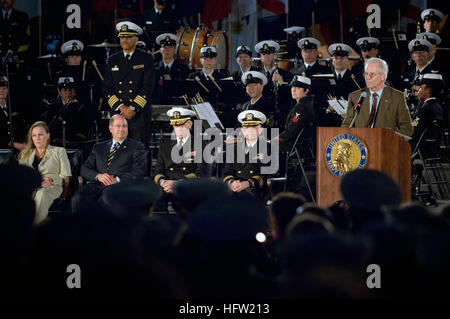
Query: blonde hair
[[18, 121, 50, 161]]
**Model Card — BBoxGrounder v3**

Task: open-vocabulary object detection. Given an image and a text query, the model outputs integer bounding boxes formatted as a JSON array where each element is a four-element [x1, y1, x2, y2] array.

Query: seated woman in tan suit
[[18, 121, 71, 224]]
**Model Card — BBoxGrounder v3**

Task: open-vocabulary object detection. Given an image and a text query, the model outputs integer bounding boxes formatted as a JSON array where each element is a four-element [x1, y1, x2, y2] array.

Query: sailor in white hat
[[283, 26, 305, 38], [154, 106, 208, 196], [222, 109, 268, 196], [416, 32, 442, 68], [410, 73, 444, 158], [297, 37, 331, 77], [421, 8, 444, 33], [60, 40, 84, 64], [103, 20, 154, 145], [233, 45, 258, 83], [328, 43, 354, 80], [188, 45, 229, 82], [240, 71, 272, 118], [154, 33, 189, 81], [255, 40, 292, 86]]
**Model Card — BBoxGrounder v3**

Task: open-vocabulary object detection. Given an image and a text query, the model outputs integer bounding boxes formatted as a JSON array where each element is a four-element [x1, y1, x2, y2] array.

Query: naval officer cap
[[0, 75, 8, 87], [156, 33, 177, 47], [255, 40, 280, 55], [167, 107, 197, 126], [136, 41, 146, 49], [328, 43, 353, 57], [408, 38, 432, 52], [356, 37, 380, 51], [238, 110, 267, 126], [283, 26, 306, 36], [416, 32, 442, 46], [116, 21, 143, 37], [290, 75, 311, 89], [420, 73, 443, 88], [61, 40, 84, 56], [241, 71, 268, 86], [297, 37, 321, 50], [236, 45, 252, 57], [421, 8, 444, 22], [57, 77, 75, 89], [200, 46, 217, 58]]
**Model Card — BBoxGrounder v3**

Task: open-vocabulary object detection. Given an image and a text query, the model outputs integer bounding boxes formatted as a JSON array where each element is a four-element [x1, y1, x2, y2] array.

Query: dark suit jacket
[[81, 138, 148, 182], [0, 8, 29, 54], [294, 62, 332, 77], [342, 85, 413, 136], [154, 59, 190, 81]]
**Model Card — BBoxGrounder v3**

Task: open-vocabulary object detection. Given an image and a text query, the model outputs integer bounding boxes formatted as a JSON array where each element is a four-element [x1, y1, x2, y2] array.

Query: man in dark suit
[[353, 37, 381, 88], [295, 37, 331, 77], [71, 114, 148, 213], [240, 71, 274, 124], [140, 0, 177, 34], [103, 21, 155, 146], [342, 57, 413, 137], [420, 8, 444, 34], [0, 0, 30, 60], [0, 75, 25, 148]]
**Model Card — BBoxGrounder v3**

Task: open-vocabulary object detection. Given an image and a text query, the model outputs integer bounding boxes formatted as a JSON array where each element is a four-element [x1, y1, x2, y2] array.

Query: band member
[[353, 37, 381, 86], [296, 37, 331, 76], [342, 57, 413, 137], [255, 40, 293, 93], [153, 107, 209, 209], [232, 45, 258, 83], [239, 71, 275, 125], [416, 32, 446, 83], [103, 21, 155, 146], [328, 43, 360, 100], [403, 39, 433, 91], [55, 40, 86, 97], [188, 46, 229, 81], [283, 26, 305, 67], [42, 77, 87, 145], [421, 8, 444, 34], [410, 73, 444, 158], [0, 75, 26, 148], [223, 110, 268, 198], [278, 75, 315, 154], [154, 33, 189, 81]]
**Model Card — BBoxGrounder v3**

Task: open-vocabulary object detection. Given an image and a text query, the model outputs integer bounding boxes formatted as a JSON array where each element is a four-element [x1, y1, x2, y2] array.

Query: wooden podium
[[316, 127, 411, 207]]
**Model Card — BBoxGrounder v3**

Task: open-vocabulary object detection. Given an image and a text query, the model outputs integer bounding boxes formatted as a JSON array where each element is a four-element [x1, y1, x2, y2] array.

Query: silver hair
[[364, 57, 389, 77], [109, 114, 128, 126]]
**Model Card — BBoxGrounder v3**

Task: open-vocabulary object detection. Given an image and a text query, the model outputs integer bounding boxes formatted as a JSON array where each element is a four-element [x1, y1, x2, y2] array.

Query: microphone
[[350, 92, 367, 128], [355, 91, 367, 111]]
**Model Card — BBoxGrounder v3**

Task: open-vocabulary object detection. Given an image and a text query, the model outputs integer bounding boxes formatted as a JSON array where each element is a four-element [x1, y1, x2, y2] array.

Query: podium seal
[[325, 134, 368, 177]]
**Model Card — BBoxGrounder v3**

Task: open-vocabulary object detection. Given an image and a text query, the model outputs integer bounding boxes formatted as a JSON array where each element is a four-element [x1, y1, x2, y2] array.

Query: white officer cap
[[421, 8, 444, 22], [297, 37, 321, 50], [61, 40, 84, 55], [283, 26, 305, 35], [238, 110, 267, 126], [408, 38, 433, 52], [290, 75, 311, 88], [356, 37, 380, 50], [156, 33, 177, 46], [167, 107, 197, 126], [328, 43, 353, 56], [255, 40, 280, 54], [241, 71, 268, 86], [236, 45, 252, 57], [0, 76, 8, 86], [416, 32, 442, 45], [57, 77, 75, 88], [116, 21, 143, 37], [200, 46, 217, 58], [136, 41, 146, 48]]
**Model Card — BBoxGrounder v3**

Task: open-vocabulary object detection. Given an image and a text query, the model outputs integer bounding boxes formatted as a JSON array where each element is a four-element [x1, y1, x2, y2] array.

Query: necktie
[[306, 65, 311, 70], [4, 12, 8, 20], [366, 93, 378, 128], [165, 65, 170, 73], [107, 142, 120, 166], [1, 106, 7, 116], [266, 71, 271, 79], [338, 73, 342, 80], [177, 138, 183, 149], [125, 54, 131, 62]]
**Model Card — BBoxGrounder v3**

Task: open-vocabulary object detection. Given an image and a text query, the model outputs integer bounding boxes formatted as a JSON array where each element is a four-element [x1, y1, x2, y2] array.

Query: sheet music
[[192, 102, 225, 131], [328, 99, 348, 117]]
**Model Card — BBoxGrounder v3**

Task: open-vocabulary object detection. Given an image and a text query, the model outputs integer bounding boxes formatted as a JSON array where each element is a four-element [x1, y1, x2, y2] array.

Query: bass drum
[[176, 27, 228, 70], [205, 30, 228, 69]]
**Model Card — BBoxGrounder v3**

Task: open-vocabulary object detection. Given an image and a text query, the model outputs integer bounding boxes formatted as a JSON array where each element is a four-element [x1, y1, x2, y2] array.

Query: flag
[[202, 0, 232, 28], [257, 0, 286, 15], [117, 0, 143, 17]]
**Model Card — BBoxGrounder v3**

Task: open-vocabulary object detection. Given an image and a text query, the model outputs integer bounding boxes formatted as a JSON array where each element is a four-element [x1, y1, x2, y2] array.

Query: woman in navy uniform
[[103, 21, 155, 146]]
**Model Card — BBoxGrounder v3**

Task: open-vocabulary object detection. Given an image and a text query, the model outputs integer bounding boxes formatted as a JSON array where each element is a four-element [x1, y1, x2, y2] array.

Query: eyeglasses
[[363, 72, 380, 79]]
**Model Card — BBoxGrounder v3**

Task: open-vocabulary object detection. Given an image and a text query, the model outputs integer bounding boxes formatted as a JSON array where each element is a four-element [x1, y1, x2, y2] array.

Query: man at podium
[[341, 57, 413, 137]]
